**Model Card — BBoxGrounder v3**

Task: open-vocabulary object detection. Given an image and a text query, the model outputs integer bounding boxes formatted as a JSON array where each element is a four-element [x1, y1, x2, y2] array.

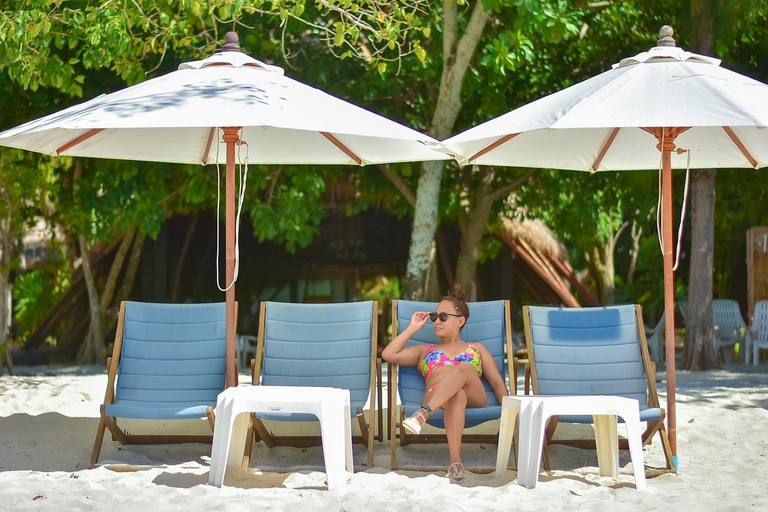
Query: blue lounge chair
[[522, 304, 675, 471], [389, 299, 515, 472], [249, 301, 378, 468], [90, 301, 228, 467]]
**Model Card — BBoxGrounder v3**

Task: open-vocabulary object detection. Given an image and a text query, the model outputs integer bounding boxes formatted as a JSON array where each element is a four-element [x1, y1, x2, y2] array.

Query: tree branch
[[379, 166, 416, 208], [489, 168, 540, 203]]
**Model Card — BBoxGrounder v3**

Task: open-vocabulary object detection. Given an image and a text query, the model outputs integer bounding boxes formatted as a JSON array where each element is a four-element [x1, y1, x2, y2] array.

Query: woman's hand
[[409, 311, 431, 331]]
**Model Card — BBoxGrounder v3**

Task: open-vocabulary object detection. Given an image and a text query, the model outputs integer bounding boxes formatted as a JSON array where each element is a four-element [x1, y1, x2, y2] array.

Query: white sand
[[1, 364, 766, 511]]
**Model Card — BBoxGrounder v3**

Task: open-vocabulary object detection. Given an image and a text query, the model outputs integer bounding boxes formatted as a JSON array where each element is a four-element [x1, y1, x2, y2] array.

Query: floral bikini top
[[419, 343, 483, 378]]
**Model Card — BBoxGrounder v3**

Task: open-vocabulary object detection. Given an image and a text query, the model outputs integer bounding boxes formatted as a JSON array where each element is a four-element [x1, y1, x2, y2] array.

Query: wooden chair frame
[[388, 299, 517, 473]]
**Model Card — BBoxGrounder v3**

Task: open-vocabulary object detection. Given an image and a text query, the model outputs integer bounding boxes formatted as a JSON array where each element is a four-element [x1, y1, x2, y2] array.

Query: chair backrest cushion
[[260, 301, 374, 412], [394, 300, 507, 426], [110, 301, 227, 419], [527, 305, 650, 409]]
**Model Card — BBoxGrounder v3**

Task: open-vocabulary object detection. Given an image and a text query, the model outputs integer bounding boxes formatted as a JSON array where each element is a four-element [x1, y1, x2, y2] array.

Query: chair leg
[[242, 415, 255, 469], [542, 438, 552, 472], [657, 421, 676, 471], [376, 358, 384, 442], [641, 419, 663, 447], [390, 404, 398, 470], [366, 403, 375, 469], [398, 407, 408, 446], [90, 416, 107, 468], [251, 417, 276, 448], [104, 415, 129, 445], [356, 406, 369, 446]]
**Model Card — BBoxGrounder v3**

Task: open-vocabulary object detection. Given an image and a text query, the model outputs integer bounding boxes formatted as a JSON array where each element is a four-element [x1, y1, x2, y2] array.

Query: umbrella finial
[[657, 25, 676, 47], [222, 32, 241, 53]]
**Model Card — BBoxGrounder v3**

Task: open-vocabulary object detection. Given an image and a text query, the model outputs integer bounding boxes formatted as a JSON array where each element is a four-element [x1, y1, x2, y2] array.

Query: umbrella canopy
[[444, 35, 768, 171], [0, 39, 445, 166], [442, 26, 768, 467], [0, 32, 447, 387]]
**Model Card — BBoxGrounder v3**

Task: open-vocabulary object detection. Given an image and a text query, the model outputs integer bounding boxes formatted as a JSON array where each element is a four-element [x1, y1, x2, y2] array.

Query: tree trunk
[[0, 186, 12, 350], [404, 161, 443, 300], [76, 234, 105, 363], [586, 245, 614, 305], [98, 226, 136, 337], [426, 242, 441, 300], [114, 231, 145, 307], [100, 226, 136, 318], [683, 0, 719, 370], [402, 0, 489, 299], [683, 170, 719, 370], [626, 221, 642, 284], [454, 168, 538, 296], [455, 189, 493, 292], [73, 159, 104, 364], [170, 214, 198, 302]]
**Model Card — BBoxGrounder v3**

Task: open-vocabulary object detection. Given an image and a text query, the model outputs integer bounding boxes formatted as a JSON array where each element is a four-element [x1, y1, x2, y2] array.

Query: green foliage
[[359, 275, 402, 301], [0, 0, 435, 98], [12, 269, 60, 337], [246, 168, 330, 251]]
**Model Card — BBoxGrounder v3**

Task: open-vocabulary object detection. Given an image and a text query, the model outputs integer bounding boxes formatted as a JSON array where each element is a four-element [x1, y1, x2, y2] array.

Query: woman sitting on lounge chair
[[381, 285, 507, 480]]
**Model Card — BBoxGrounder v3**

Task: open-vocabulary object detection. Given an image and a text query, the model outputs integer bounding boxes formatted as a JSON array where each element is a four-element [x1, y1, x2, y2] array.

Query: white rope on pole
[[215, 128, 249, 292]]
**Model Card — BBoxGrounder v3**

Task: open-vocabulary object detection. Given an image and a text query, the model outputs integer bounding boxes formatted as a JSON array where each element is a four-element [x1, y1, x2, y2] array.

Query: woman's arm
[[476, 342, 509, 403], [381, 311, 430, 367]]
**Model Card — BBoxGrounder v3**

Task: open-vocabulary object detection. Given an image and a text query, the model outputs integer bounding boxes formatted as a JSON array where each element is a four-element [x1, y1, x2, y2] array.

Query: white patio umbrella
[[442, 26, 768, 466], [0, 32, 448, 387]]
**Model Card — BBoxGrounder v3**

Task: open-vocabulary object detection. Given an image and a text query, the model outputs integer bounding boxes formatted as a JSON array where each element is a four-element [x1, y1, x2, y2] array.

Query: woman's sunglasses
[[429, 311, 462, 322]]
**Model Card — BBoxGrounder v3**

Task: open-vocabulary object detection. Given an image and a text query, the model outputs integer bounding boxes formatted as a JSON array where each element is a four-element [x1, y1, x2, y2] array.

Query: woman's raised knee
[[445, 388, 468, 409]]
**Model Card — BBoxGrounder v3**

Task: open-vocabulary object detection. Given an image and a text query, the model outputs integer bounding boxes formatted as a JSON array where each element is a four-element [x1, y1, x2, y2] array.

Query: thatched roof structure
[[499, 217, 598, 307]]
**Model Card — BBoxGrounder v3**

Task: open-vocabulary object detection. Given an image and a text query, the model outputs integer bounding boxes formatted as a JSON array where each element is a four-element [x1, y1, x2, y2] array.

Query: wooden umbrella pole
[[658, 127, 678, 464], [223, 127, 241, 388]]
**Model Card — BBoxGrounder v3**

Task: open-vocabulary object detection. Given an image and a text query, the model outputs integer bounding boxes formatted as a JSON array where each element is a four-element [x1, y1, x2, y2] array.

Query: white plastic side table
[[208, 386, 353, 490], [495, 395, 646, 490]]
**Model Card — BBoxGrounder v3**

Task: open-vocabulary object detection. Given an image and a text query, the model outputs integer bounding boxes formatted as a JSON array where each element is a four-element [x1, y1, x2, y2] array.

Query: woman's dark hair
[[442, 284, 470, 327]]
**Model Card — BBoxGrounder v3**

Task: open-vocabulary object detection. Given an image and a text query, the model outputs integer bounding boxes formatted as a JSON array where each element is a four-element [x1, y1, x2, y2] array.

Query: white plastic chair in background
[[644, 312, 665, 363], [236, 334, 258, 370], [749, 300, 768, 366], [712, 299, 752, 365]]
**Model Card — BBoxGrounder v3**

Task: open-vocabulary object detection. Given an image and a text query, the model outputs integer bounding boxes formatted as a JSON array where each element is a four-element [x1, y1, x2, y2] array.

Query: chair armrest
[[511, 357, 519, 396]]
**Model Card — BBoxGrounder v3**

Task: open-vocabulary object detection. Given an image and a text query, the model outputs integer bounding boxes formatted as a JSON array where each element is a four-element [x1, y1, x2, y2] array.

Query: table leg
[[319, 399, 351, 490], [209, 397, 236, 487], [622, 408, 646, 490], [226, 410, 251, 475], [593, 414, 619, 478], [344, 402, 353, 473], [495, 405, 519, 478], [519, 399, 544, 489]]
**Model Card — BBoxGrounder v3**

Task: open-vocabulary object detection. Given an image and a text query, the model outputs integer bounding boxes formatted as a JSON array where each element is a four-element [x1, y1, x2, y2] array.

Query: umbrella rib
[[469, 133, 520, 164], [592, 127, 621, 171], [56, 128, 104, 155], [202, 128, 216, 165], [722, 126, 758, 168], [321, 132, 362, 165]]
